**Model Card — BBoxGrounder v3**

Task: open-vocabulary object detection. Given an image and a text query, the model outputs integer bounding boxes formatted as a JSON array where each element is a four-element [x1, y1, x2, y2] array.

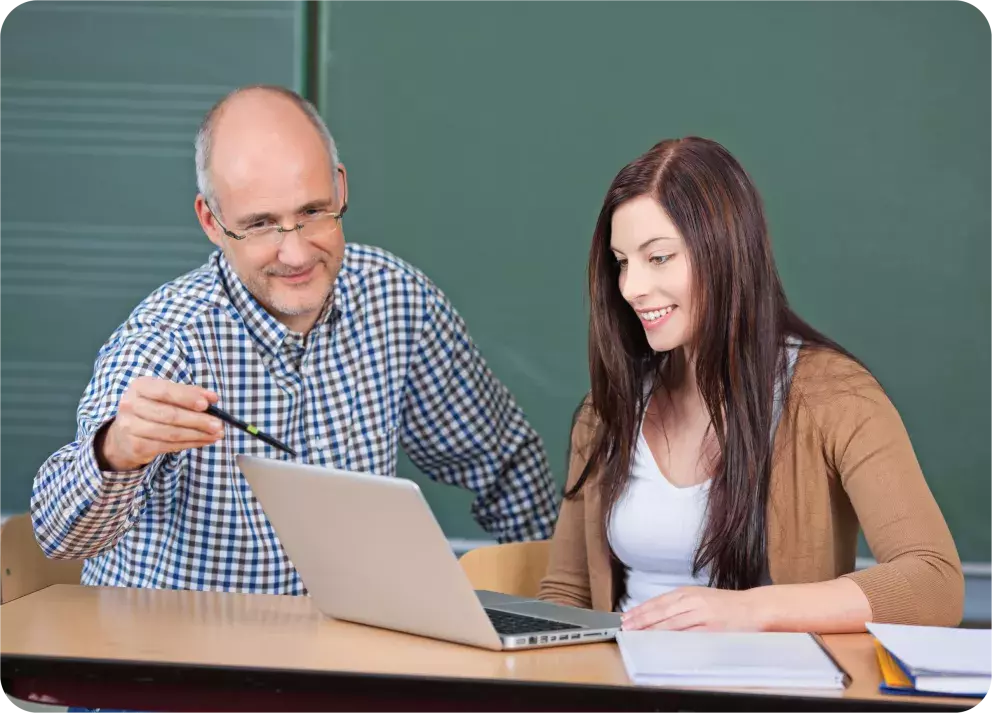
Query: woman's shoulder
[[789, 344, 896, 431], [792, 345, 880, 394], [569, 396, 600, 456]]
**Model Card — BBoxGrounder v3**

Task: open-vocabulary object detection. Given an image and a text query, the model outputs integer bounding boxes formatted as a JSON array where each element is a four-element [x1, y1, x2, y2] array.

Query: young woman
[[538, 137, 963, 632]]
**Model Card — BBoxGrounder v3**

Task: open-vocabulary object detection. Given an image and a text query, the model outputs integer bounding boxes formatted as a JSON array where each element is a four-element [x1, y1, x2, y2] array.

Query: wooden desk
[[0, 586, 977, 711]]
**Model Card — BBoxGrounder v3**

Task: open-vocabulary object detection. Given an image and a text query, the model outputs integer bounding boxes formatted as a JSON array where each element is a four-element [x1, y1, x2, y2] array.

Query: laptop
[[236, 455, 621, 650]]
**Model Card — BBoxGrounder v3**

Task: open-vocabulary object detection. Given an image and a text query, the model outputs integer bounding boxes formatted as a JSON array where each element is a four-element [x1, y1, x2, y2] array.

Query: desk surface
[[0, 585, 977, 711]]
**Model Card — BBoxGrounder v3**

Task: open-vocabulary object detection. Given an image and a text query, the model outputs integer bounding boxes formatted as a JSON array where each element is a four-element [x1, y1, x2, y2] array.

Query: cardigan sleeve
[[538, 403, 599, 609], [801, 353, 964, 626]]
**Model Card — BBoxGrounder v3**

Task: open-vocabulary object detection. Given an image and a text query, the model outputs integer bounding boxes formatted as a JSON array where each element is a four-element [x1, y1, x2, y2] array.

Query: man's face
[[195, 98, 348, 333]]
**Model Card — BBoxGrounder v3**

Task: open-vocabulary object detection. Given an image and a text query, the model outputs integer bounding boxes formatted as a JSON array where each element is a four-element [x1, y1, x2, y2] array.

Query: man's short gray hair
[[194, 85, 339, 211]]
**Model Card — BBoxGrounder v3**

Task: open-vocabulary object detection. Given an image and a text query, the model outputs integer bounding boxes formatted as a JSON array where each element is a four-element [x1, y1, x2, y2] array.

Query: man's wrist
[[93, 420, 137, 472]]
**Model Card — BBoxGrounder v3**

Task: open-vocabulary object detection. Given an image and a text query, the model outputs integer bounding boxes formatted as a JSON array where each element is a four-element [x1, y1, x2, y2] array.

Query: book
[[867, 623, 990, 698], [615, 630, 846, 690]]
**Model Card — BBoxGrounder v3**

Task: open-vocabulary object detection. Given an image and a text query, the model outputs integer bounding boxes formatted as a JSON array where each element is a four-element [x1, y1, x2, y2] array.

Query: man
[[31, 85, 557, 593]]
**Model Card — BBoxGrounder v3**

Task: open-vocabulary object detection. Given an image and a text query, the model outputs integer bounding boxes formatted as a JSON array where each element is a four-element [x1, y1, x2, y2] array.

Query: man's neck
[[274, 294, 335, 338], [280, 312, 319, 336]]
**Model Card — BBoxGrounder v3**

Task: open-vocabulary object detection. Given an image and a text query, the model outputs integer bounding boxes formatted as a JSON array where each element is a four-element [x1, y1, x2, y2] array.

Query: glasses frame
[[208, 202, 348, 242]]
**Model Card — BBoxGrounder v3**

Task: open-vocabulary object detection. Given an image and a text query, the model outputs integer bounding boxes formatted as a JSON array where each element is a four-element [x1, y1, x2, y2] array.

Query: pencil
[[205, 404, 298, 457]]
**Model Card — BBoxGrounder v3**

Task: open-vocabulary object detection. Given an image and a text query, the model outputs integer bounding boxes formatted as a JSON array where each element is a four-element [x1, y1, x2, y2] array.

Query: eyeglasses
[[208, 203, 347, 244]]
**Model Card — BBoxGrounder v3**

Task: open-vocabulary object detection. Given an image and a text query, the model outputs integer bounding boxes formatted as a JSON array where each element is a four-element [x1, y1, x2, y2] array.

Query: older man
[[32, 85, 556, 592]]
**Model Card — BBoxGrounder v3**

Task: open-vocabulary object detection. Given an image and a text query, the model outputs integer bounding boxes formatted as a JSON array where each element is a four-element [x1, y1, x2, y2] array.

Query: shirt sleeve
[[31, 325, 190, 560], [398, 287, 558, 542]]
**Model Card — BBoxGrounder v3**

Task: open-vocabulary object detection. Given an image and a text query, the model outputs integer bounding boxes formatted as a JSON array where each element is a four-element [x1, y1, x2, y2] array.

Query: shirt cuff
[[59, 426, 153, 526]]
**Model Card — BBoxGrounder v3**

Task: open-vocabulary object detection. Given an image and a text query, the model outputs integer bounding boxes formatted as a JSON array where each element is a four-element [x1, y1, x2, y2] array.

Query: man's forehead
[[212, 163, 336, 219]]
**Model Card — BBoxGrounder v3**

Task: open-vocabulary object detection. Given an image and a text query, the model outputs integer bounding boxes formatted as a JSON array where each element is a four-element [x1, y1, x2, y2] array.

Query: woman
[[538, 137, 963, 632]]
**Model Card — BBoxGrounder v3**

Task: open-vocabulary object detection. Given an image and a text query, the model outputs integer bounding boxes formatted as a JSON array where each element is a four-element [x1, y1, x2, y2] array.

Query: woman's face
[[610, 195, 693, 353]]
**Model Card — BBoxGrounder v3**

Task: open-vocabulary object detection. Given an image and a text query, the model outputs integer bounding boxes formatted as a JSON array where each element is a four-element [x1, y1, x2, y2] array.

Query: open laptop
[[237, 455, 621, 651]]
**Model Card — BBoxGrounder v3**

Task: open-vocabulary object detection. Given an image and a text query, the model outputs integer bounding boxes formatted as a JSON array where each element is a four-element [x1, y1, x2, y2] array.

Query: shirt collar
[[214, 251, 346, 352]]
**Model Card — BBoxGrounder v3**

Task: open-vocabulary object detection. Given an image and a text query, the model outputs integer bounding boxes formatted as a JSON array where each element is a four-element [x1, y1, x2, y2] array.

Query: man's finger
[[132, 436, 223, 459], [131, 398, 225, 435], [136, 379, 218, 411], [128, 419, 224, 445]]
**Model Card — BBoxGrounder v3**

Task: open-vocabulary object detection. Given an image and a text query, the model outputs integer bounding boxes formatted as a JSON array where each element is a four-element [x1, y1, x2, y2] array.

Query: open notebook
[[616, 630, 847, 690]]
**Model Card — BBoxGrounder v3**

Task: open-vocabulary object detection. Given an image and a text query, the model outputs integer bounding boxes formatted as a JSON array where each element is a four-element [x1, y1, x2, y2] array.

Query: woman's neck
[[656, 348, 707, 424]]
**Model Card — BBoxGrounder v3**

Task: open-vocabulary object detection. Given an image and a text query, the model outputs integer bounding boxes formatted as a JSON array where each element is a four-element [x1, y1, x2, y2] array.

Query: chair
[[0, 513, 82, 604], [458, 540, 551, 598]]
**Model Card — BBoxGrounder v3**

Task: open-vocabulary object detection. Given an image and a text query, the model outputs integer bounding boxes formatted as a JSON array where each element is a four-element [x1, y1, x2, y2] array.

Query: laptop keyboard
[[484, 608, 583, 635]]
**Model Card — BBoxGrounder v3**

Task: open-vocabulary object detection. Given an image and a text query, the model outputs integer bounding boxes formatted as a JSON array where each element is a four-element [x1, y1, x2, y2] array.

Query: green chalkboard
[[1, 1, 305, 510], [321, 1, 991, 559], [1, 2, 987, 564]]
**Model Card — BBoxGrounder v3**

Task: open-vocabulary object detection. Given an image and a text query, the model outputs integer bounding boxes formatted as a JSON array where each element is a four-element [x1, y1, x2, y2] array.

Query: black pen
[[205, 404, 298, 457]]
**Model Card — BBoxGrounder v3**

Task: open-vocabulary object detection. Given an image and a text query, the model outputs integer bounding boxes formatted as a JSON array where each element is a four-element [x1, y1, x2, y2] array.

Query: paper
[[867, 623, 991, 696], [616, 630, 845, 689], [866, 623, 991, 677]]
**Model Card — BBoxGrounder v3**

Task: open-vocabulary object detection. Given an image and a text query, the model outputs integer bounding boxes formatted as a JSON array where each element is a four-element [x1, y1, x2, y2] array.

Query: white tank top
[[607, 431, 711, 613], [608, 339, 802, 612]]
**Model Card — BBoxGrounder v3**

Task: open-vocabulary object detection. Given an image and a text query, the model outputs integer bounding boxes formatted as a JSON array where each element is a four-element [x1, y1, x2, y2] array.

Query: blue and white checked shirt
[[32, 245, 557, 592]]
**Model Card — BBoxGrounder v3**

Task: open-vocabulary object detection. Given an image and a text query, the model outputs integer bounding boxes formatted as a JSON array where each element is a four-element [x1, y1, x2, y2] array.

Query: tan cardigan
[[538, 347, 964, 627]]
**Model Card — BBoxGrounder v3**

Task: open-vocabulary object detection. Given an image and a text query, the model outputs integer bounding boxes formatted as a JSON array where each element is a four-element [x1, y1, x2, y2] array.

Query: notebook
[[867, 623, 991, 697], [615, 630, 847, 689]]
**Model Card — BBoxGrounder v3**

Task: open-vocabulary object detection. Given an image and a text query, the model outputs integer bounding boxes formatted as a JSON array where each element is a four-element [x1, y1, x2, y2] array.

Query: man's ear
[[335, 163, 349, 211], [195, 194, 225, 250]]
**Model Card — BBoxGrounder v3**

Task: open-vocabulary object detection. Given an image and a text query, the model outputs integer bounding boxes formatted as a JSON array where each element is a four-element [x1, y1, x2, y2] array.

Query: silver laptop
[[237, 455, 621, 651]]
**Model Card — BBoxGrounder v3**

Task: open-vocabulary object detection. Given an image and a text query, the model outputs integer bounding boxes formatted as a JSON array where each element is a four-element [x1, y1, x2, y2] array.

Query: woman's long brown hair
[[568, 137, 855, 591]]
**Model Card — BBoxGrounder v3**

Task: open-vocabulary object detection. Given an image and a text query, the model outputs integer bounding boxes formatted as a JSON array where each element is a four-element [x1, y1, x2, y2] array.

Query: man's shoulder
[[341, 243, 438, 297], [122, 254, 225, 337]]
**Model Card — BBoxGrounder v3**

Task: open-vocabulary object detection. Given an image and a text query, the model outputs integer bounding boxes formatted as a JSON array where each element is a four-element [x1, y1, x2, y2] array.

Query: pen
[[205, 404, 298, 457]]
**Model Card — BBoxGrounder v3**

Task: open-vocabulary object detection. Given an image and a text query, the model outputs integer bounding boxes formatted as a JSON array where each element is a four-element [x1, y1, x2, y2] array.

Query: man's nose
[[276, 226, 310, 265]]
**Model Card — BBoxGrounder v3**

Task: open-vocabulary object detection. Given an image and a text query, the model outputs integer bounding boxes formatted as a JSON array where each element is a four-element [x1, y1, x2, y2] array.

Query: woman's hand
[[621, 586, 767, 632], [621, 578, 873, 633]]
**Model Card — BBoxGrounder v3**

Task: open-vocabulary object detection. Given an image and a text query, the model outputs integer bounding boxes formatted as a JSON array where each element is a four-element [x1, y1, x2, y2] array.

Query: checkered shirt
[[31, 245, 556, 593]]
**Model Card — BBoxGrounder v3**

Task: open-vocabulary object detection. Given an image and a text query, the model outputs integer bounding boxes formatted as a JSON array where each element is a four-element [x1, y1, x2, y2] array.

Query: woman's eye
[[650, 254, 672, 265], [614, 257, 628, 270]]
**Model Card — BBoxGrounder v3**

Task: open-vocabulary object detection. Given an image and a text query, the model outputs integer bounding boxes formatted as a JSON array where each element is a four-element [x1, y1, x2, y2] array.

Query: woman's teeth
[[641, 306, 675, 321]]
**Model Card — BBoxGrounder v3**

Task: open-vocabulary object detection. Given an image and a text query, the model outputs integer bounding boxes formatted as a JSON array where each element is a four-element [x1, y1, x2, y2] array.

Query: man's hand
[[97, 377, 224, 472]]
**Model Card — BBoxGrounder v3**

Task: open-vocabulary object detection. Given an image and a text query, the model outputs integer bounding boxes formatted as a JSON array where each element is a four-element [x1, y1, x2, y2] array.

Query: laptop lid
[[236, 455, 503, 650]]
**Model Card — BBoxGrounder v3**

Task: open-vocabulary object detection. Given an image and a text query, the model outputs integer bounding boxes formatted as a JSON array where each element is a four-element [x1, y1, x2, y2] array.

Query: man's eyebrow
[[235, 210, 278, 227], [234, 198, 336, 226], [295, 198, 335, 212]]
